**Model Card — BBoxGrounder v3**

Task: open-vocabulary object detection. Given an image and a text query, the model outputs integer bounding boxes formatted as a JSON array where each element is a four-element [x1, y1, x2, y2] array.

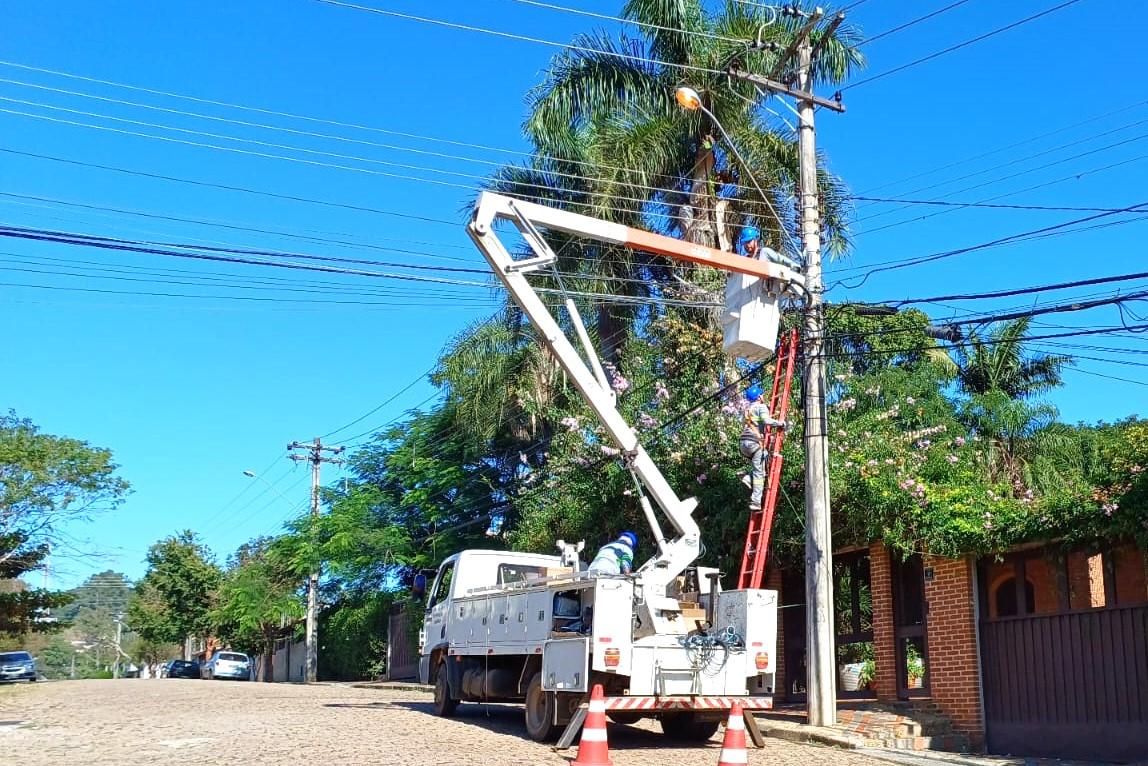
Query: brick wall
[[766, 566, 786, 696], [869, 542, 898, 702], [1113, 543, 1148, 605], [923, 555, 984, 749]]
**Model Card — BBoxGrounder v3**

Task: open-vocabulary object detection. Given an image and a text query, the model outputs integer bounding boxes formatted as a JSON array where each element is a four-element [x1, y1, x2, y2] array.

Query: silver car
[[0, 651, 36, 682], [200, 651, 251, 681]]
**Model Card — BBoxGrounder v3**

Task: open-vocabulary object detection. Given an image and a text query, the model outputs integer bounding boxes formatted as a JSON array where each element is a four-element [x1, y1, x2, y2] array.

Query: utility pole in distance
[[728, 6, 846, 727], [288, 437, 345, 683]]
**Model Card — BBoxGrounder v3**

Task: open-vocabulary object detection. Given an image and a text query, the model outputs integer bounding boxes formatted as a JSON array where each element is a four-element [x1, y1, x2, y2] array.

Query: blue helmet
[[745, 384, 764, 402], [618, 531, 638, 549], [738, 225, 761, 245]]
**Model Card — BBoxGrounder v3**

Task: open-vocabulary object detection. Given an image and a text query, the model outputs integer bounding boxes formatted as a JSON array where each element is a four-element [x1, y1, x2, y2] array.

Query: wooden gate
[[384, 608, 419, 681], [978, 550, 1148, 761]]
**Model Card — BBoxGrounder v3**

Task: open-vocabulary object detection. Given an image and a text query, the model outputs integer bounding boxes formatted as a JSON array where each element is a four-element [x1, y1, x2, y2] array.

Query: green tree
[[0, 412, 129, 634], [212, 537, 303, 681], [59, 570, 133, 622], [128, 531, 221, 654]]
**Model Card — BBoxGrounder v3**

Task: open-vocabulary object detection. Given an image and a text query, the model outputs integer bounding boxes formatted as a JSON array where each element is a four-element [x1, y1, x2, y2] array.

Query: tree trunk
[[684, 141, 716, 247], [263, 634, 274, 682]]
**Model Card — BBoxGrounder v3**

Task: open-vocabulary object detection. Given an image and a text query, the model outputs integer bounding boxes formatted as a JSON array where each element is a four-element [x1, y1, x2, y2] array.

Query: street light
[[242, 470, 296, 507], [673, 86, 796, 255]]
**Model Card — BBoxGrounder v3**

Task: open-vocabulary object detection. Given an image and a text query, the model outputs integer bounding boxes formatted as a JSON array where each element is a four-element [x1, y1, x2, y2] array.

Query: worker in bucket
[[739, 385, 786, 510], [738, 223, 803, 271], [738, 225, 762, 258], [588, 532, 637, 576]]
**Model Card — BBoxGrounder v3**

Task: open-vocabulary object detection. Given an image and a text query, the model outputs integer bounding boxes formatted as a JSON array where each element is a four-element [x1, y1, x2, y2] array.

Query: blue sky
[[2, 1, 1145, 588]]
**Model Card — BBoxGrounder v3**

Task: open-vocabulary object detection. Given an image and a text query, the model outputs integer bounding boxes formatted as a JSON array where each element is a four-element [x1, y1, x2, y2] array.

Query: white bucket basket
[[722, 270, 782, 362]]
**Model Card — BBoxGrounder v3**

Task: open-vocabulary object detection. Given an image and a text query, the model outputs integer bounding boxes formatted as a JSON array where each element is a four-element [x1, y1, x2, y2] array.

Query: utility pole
[[288, 438, 344, 683], [727, 6, 846, 728], [112, 616, 124, 679]]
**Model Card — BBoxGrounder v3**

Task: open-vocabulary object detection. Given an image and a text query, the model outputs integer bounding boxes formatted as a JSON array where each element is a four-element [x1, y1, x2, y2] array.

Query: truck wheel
[[524, 673, 559, 742], [659, 713, 721, 742], [433, 666, 458, 717]]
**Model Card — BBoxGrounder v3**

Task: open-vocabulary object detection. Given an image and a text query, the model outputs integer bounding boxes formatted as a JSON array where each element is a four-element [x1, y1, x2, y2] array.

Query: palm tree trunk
[[684, 141, 716, 246]]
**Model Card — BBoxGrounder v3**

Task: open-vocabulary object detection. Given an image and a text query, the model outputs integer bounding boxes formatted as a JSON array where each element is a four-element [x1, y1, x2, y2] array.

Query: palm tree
[[515, 1, 864, 257], [954, 317, 1072, 399], [954, 317, 1074, 489]]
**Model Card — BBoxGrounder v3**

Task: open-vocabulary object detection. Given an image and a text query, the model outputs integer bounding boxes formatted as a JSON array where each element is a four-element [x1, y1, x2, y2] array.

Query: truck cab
[[418, 550, 563, 687]]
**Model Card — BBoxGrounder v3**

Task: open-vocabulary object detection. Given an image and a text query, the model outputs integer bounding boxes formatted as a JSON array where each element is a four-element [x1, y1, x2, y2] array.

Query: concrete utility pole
[[727, 6, 846, 727], [795, 28, 837, 732], [112, 616, 124, 679], [288, 438, 344, 683]]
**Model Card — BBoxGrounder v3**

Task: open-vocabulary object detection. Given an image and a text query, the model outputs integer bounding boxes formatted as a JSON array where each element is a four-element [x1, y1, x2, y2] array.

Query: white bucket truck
[[417, 193, 804, 743]]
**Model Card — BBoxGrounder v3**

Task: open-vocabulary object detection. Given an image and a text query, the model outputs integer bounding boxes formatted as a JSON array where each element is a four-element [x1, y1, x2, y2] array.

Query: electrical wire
[[312, 0, 728, 77], [829, 202, 1148, 289], [842, 0, 1086, 91], [319, 366, 435, 439], [857, 0, 971, 46]]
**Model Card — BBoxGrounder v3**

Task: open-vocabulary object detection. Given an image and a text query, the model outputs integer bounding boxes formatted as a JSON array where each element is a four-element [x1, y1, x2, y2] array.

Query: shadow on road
[[385, 700, 723, 752]]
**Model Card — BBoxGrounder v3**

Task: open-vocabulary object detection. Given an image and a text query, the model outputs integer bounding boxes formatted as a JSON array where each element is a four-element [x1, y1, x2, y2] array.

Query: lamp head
[[675, 86, 702, 111]]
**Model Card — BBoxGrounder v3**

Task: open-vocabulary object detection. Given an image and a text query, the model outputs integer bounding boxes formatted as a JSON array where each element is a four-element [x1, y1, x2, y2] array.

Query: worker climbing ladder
[[737, 328, 799, 591]]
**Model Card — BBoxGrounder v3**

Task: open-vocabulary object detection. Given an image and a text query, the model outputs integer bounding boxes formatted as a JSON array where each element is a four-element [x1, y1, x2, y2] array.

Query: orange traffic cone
[[572, 684, 613, 766], [717, 702, 748, 766]]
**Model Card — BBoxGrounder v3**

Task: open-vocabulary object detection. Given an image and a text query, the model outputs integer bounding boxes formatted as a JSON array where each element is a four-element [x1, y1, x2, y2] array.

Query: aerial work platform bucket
[[722, 257, 785, 362]]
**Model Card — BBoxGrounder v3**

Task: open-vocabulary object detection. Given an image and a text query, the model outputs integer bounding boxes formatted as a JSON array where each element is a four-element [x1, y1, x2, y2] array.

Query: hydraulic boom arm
[[467, 192, 802, 601]]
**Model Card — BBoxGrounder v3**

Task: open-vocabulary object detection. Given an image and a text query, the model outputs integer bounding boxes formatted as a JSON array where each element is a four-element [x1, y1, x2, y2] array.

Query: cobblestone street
[[0, 680, 901, 766]]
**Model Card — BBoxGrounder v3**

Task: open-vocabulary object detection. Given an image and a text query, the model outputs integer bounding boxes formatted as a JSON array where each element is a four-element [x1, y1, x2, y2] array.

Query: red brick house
[[769, 541, 1148, 761]]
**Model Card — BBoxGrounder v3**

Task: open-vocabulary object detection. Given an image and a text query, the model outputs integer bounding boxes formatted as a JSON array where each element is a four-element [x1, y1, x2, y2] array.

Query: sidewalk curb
[[352, 681, 432, 693], [755, 719, 864, 750]]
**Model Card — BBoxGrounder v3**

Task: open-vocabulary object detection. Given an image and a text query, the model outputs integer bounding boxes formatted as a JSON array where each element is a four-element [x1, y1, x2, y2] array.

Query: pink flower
[[954, 436, 966, 447], [560, 416, 581, 431], [638, 412, 658, 429], [654, 380, 670, 401], [600, 445, 620, 457], [1103, 502, 1118, 516], [696, 473, 707, 484], [946, 454, 959, 464]]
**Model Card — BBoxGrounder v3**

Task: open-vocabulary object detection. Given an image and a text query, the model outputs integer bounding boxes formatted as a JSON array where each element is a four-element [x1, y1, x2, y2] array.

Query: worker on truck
[[588, 532, 637, 575], [739, 385, 786, 511]]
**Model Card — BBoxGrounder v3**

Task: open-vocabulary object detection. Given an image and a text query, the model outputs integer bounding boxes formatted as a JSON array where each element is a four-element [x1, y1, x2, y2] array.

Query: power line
[[319, 367, 434, 439], [0, 61, 767, 198], [0, 88, 778, 213], [856, 99, 1148, 197], [0, 147, 460, 227], [842, 0, 1086, 91], [830, 201, 1148, 289], [851, 118, 1148, 226], [0, 223, 723, 309], [885, 269, 1148, 307], [312, 0, 727, 77], [507, 0, 751, 46], [851, 196, 1133, 214], [858, 0, 972, 46]]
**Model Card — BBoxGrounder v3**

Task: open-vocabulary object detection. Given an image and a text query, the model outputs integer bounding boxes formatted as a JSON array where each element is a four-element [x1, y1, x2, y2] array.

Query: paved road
[[0, 679, 896, 765]]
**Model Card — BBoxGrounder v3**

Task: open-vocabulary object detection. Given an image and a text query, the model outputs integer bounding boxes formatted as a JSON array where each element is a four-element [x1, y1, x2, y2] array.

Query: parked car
[[164, 660, 200, 679], [200, 651, 251, 681], [0, 651, 37, 683]]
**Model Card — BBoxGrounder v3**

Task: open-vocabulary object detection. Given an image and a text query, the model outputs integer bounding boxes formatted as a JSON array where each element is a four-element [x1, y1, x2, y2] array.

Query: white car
[[200, 651, 251, 681]]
